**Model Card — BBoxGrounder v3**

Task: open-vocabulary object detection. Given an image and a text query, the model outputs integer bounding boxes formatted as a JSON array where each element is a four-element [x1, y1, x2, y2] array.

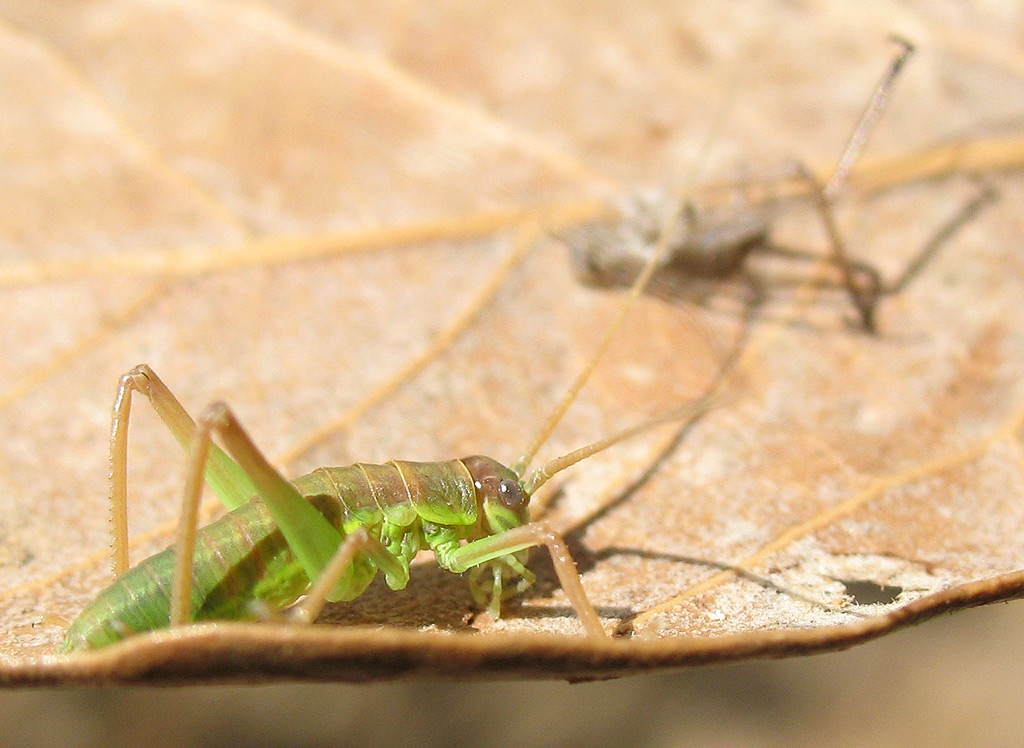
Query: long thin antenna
[[522, 393, 719, 495], [512, 37, 916, 482], [509, 89, 734, 480], [824, 36, 915, 200]]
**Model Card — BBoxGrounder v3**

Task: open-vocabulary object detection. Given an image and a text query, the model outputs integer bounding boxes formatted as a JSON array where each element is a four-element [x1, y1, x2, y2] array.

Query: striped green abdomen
[[60, 498, 315, 651], [61, 459, 481, 651]]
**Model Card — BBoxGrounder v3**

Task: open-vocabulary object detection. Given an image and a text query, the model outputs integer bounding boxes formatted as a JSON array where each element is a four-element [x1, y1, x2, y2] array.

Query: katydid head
[[461, 395, 715, 621], [462, 455, 530, 533], [461, 455, 534, 616]]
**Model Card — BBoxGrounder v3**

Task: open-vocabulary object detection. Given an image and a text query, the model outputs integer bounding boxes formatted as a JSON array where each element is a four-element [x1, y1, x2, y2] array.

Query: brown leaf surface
[[2, 1, 1024, 685]]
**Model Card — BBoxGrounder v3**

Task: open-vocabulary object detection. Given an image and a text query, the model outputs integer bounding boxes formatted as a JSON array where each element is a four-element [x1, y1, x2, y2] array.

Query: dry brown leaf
[[2, 1, 1024, 685]]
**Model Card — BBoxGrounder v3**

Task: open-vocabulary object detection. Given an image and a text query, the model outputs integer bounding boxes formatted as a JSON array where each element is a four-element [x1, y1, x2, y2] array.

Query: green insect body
[[61, 457, 531, 651]]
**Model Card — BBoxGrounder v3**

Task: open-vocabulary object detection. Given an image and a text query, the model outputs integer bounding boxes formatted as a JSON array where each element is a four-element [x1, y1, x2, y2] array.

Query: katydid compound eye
[[498, 478, 525, 510]]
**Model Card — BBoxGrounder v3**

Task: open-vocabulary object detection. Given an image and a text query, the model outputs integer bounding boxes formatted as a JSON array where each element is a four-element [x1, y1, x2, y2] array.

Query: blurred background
[[2, 2, 1023, 745]]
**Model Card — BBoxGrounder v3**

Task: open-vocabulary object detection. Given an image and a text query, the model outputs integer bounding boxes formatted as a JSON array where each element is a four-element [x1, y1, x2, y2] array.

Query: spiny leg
[[446, 521, 605, 639], [169, 402, 344, 627], [108, 364, 258, 574]]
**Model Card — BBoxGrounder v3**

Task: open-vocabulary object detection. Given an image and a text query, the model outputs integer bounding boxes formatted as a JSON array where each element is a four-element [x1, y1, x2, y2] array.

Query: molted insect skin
[[60, 457, 527, 651], [566, 191, 770, 290]]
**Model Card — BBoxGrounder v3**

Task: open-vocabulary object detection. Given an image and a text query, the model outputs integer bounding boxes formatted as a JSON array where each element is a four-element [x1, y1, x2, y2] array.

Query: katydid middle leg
[[288, 527, 410, 625]]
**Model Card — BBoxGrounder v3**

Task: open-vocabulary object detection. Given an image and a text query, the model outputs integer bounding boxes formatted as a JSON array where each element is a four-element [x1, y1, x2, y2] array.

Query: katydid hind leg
[[108, 364, 258, 575], [189, 403, 345, 603], [169, 407, 214, 625]]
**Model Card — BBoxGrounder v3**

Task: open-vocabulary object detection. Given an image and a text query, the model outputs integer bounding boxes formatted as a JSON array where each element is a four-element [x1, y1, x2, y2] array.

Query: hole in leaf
[[838, 579, 903, 606]]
